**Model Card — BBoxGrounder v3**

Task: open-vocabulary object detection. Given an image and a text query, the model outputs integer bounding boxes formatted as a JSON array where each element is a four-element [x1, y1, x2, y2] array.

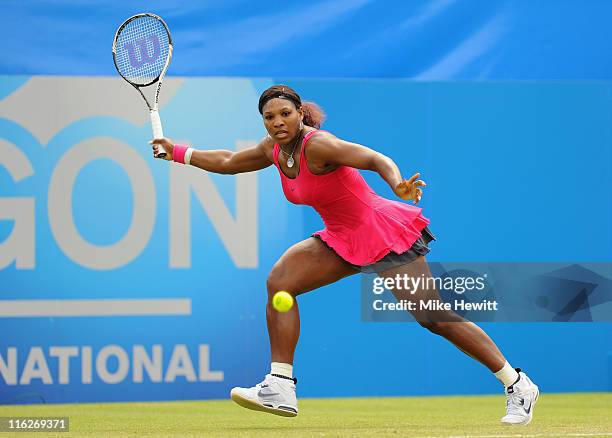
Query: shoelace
[[255, 375, 273, 389], [505, 391, 525, 417]]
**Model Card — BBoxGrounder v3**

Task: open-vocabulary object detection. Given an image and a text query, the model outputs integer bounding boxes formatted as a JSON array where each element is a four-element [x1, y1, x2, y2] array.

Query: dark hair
[[301, 101, 325, 129], [258, 84, 326, 129]]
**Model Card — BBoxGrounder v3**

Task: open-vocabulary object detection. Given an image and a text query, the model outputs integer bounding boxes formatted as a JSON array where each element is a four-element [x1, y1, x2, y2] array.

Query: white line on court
[[0, 299, 191, 317], [422, 433, 612, 438]]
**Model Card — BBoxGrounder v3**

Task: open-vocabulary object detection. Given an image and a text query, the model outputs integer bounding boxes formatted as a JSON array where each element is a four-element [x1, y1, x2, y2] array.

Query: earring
[[300, 121, 304, 130]]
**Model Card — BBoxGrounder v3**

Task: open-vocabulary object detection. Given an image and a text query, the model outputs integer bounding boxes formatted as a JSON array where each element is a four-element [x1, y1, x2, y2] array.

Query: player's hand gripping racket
[[112, 13, 173, 159]]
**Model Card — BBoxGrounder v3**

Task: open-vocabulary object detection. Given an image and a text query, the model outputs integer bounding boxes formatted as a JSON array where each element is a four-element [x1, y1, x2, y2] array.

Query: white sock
[[494, 361, 519, 387], [271, 362, 293, 379]]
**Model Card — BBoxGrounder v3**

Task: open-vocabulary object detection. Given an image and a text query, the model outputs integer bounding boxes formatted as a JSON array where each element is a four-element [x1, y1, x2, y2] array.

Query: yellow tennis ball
[[272, 291, 294, 313]]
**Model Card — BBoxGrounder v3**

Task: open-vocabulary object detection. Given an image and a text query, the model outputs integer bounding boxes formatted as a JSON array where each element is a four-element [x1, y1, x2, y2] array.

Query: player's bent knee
[[266, 269, 289, 298], [266, 276, 279, 296]]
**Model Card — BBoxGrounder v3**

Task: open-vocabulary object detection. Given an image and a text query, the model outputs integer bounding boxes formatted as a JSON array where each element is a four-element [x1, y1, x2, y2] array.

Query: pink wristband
[[173, 144, 188, 164]]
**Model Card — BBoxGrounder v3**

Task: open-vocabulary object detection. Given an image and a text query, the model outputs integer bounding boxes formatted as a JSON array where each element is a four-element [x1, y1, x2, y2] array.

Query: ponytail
[[302, 101, 326, 129]]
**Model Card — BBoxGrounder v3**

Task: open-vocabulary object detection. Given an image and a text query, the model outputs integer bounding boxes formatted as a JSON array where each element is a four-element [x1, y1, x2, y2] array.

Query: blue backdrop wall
[[3, 0, 612, 79], [0, 1, 611, 404]]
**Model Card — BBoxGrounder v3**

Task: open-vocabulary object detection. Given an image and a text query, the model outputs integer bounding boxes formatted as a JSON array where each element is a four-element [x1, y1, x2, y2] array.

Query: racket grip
[[150, 109, 167, 159]]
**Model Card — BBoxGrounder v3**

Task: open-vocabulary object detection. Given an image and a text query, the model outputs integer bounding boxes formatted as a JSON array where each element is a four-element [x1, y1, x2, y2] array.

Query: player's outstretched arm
[[149, 137, 273, 174], [306, 132, 426, 204]]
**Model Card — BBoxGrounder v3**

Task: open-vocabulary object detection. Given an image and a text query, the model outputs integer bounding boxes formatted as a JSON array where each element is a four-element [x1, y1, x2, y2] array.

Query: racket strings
[[115, 16, 170, 86]]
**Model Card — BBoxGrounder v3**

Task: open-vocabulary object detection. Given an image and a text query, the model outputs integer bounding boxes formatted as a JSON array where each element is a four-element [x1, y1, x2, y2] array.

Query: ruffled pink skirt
[[313, 199, 430, 266]]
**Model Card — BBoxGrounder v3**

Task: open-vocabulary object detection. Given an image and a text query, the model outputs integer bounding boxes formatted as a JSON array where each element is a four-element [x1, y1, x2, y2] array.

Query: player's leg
[[380, 256, 539, 425], [265, 236, 357, 365], [381, 256, 506, 371], [231, 236, 357, 417]]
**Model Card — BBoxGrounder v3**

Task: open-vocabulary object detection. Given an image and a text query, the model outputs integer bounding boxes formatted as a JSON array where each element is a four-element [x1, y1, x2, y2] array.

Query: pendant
[[287, 156, 295, 168]]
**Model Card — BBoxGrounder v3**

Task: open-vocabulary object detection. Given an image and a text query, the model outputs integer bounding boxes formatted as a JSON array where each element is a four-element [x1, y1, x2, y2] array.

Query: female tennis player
[[150, 85, 539, 425]]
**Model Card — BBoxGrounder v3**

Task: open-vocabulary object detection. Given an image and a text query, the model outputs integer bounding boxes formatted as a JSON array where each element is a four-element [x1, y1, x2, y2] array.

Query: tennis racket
[[112, 13, 173, 158]]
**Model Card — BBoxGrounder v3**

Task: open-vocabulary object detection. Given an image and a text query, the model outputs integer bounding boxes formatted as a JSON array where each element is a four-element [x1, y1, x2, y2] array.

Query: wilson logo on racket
[[124, 35, 161, 68], [112, 13, 173, 156]]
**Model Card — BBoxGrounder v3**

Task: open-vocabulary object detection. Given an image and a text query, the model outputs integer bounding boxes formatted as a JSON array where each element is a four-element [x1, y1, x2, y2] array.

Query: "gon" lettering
[[0, 137, 258, 271]]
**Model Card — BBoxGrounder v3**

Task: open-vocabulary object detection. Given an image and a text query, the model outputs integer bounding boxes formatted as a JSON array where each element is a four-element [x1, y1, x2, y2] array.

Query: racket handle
[[150, 109, 167, 159]]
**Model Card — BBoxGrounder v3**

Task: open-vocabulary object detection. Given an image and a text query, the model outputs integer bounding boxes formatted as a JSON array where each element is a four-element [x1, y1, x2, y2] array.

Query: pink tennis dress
[[272, 130, 431, 267]]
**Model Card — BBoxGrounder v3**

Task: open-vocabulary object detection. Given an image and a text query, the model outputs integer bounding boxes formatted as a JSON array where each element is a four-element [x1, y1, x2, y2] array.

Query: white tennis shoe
[[501, 369, 540, 425], [231, 374, 298, 417]]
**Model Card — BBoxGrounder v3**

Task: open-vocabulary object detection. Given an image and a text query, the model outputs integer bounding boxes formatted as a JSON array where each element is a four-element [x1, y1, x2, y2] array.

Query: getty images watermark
[[371, 272, 497, 312], [361, 262, 612, 322]]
